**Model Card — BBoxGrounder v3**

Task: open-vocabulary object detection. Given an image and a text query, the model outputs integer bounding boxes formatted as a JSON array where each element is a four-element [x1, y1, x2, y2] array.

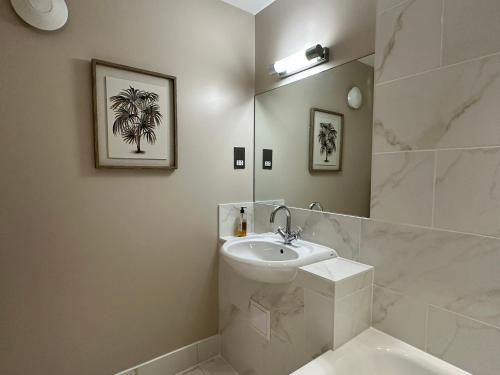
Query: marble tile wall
[[373, 0, 500, 230], [219, 239, 373, 375], [369, 2, 500, 370], [253, 198, 500, 373], [360, 219, 500, 374], [218, 202, 254, 239], [219, 258, 310, 375], [254, 204, 362, 261]]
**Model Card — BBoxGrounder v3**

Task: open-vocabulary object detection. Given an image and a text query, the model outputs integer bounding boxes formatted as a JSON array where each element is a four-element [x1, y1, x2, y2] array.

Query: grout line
[[196, 342, 200, 365], [282, 201, 500, 242], [373, 145, 500, 155], [428, 304, 500, 331], [368, 216, 500, 240], [439, 0, 445, 67], [278, 200, 500, 241], [370, 282, 374, 326], [375, 50, 500, 87], [431, 151, 438, 227], [357, 219, 363, 261], [377, 0, 411, 15], [424, 305, 430, 352], [337, 284, 372, 302], [217, 355, 240, 375], [372, 283, 401, 294]]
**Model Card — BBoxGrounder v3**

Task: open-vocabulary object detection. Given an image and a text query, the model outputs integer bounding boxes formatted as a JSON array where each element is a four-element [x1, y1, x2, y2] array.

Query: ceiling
[[220, 0, 276, 15]]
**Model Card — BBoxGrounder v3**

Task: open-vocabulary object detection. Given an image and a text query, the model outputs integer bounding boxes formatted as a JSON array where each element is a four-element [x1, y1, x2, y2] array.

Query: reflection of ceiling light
[[11, 0, 69, 31], [270, 44, 330, 79], [347, 87, 363, 110]]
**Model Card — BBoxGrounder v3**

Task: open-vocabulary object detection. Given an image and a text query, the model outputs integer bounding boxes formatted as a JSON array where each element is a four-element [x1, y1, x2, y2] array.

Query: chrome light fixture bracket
[[270, 44, 330, 79]]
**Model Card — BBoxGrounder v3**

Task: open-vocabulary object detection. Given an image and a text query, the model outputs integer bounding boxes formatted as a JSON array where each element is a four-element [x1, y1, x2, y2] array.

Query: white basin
[[221, 233, 337, 283]]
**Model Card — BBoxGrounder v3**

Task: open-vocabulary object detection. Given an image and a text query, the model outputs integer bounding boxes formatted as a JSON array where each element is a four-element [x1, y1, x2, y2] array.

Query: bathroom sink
[[221, 234, 337, 283]]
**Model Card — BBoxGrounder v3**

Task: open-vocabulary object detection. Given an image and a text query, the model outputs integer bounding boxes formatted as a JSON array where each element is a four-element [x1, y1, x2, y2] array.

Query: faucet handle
[[294, 226, 303, 238], [275, 227, 286, 239]]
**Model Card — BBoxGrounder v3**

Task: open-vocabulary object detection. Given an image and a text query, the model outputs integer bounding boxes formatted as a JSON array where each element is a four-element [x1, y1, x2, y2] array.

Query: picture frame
[[92, 59, 178, 169], [309, 108, 344, 172]]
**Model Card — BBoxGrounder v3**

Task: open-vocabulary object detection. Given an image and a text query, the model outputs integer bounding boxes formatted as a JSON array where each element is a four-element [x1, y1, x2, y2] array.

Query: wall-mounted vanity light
[[11, 0, 68, 31], [270, 44, 329, 79]]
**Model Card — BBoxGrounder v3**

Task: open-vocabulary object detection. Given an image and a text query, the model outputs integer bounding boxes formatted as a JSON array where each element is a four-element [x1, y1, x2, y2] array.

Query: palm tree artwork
[[109, 86, 163, 154], [317, 122, 337, 162]]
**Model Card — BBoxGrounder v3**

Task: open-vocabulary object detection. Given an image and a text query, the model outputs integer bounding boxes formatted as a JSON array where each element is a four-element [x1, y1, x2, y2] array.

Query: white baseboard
[[115, 334, 220, 375]]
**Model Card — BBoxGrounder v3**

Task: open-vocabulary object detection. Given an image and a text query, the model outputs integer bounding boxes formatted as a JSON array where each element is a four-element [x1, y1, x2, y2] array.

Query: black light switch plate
[[234, 147, 245, 169], [263, 149, 272, 169]]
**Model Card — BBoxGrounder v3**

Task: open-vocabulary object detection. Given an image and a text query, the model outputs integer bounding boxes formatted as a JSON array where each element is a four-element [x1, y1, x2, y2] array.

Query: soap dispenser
[[237, 207, 247, 237]]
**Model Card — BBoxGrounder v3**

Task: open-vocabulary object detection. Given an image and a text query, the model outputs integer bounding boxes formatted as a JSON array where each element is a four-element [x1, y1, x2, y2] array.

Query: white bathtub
[[292, 328, 470, 375]]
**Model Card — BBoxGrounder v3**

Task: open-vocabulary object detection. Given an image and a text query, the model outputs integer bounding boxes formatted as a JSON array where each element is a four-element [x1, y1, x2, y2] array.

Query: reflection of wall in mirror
[[255, 58, 373, 217]]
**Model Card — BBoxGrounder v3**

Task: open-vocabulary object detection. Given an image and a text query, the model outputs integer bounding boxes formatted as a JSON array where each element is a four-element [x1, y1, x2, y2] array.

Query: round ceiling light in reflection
[[347, 86, 363, 110], [11, 0, 68, 31]]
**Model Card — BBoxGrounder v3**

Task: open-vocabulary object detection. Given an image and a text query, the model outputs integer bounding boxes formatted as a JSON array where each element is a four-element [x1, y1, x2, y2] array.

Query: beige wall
[[255, 60, 373, 216], [255, 0, 376, 94], [0, 1, 254, 374]]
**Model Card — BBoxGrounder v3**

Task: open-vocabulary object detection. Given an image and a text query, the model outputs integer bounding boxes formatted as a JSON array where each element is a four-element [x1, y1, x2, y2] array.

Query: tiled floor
[[178, 356, 239, 375]]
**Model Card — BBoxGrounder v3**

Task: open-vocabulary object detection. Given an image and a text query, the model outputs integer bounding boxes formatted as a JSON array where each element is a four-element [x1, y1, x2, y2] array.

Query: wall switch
[[263, 149, 272, 170], [234, 147, 245, 169]]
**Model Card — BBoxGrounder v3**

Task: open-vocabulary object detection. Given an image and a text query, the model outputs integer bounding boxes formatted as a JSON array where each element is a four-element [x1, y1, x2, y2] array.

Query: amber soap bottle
[[237, 207, 247, 237]]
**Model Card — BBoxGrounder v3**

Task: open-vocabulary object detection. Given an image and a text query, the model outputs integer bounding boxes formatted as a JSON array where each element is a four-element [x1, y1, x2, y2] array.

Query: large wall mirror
[[254, 55, 374, 217]]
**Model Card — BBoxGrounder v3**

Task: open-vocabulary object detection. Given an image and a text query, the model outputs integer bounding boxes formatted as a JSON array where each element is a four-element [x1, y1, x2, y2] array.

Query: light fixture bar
[[270, 44, 330, 79]]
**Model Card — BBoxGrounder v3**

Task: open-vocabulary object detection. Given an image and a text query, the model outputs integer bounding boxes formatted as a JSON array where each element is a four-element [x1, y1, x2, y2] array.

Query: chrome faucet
[[270, 205, 301, 245], [308, 202, 324, 211]]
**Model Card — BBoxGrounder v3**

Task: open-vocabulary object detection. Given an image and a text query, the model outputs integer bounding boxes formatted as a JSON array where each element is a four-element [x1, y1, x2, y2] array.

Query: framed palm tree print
[[309, 108, 343, 172], [92, 59, 177, 169]]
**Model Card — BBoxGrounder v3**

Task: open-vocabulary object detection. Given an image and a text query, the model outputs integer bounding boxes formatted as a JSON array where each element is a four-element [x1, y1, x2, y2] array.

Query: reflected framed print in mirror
[[309, 108, 343, 172]]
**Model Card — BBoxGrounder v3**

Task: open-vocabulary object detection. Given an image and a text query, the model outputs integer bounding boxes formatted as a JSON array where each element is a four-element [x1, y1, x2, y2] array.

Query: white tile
[[427, 306, 500, 375], [372, 285, 427, 349], [334, 265, 373, 301], [138, 344, 198, 375], [373, 54, 500, 152], [370, 152, 434, 226], [304, 288, 334, 359], [253, 200, 285, 235], [375, 0, 442, 83], [118, 370, 137, 375], [178, 367, 204, 375], [197, 335, 220, 363], [297, 258, 373, 300], [218, 202, 254, 238], [198, 357, 239, 375], [263, 297, 309, 375], [377, 0, 407, 13], [434, 148, 500, 236], [360, 219, 500, 327], [289, 208, 362, 260], [260, 284, 308, 375], [443, 0, 500, 65], [333, 286, 372, 349], [251, 283, 304, 345], [220, 306, 265, 375]]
